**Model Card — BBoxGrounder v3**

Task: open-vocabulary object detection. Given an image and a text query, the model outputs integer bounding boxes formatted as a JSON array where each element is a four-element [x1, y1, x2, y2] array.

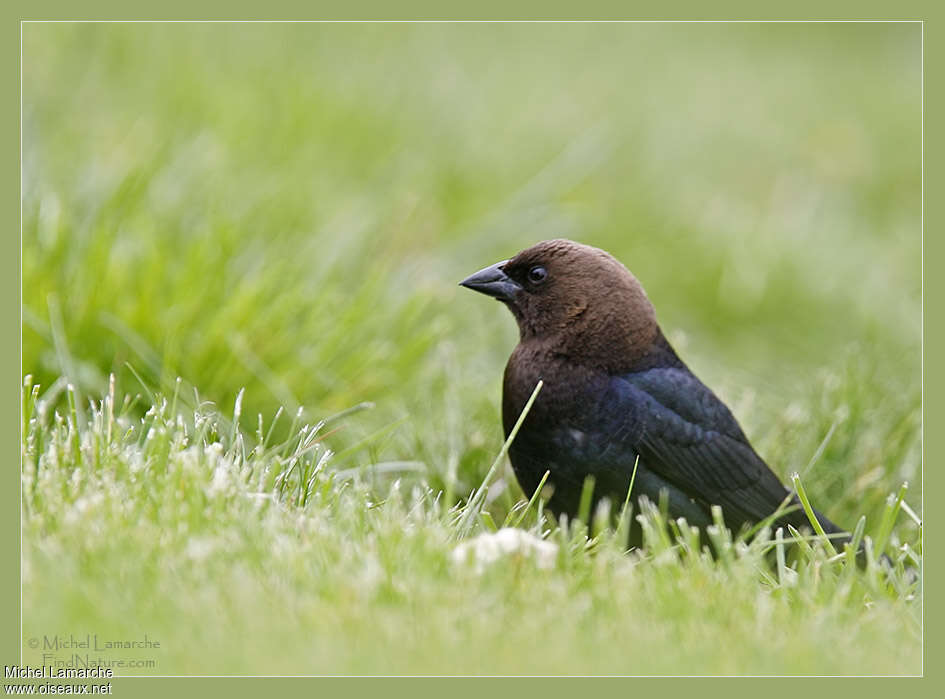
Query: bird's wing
[[606, 368, 791, 527]]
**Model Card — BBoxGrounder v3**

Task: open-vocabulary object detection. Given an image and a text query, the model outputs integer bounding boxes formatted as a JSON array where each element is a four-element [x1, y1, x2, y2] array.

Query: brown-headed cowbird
[[460, 238, 851, 550]]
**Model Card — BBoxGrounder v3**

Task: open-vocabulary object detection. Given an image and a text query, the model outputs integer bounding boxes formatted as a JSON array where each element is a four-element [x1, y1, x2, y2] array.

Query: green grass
[[21, 23, 921, 675]]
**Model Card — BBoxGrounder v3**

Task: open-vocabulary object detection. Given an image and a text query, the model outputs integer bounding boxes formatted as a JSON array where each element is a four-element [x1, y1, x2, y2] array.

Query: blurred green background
[[24, 21, 921, 480], [21, 22, 921, 674]]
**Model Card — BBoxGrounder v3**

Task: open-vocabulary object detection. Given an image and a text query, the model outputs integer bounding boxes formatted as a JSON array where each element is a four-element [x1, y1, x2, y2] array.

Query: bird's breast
[[501, 346, 635, 463], [500, 347, 650, 515], [502, 347, 598, 434]]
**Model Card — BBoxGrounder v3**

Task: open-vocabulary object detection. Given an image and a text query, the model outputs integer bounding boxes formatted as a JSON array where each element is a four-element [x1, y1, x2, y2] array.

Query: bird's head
[[460, 239, 659, 367]]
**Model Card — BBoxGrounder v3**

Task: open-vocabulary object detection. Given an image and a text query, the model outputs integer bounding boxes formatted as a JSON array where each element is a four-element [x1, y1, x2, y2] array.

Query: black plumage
[[460, 239, 850, 550]]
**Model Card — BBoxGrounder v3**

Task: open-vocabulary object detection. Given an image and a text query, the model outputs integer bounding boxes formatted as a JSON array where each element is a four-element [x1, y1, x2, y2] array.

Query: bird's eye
[[527, 266, 548, 285]]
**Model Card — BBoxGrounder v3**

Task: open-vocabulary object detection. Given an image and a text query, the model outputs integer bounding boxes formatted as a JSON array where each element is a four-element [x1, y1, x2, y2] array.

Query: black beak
[[459, 260, 522, 302]]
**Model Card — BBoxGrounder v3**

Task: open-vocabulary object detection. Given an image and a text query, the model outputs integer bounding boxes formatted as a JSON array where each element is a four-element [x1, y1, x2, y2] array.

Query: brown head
[[459, 239, 660, 371]]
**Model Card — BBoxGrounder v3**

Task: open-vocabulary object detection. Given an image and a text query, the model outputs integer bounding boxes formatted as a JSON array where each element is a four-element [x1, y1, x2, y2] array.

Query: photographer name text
[[33, 635, 160, 652], [5, 666, 113, 680]]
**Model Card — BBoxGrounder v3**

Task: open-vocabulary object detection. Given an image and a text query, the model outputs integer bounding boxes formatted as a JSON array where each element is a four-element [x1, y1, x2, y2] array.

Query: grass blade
[[873, 482, 908, 558], [510, 469, 550, 529], [456, 379, 543, 538], [790, 472, 835, 554]]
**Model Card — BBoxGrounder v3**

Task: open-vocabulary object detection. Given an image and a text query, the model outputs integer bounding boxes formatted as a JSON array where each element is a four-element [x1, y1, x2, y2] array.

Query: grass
[[21, 22, 921, 675]]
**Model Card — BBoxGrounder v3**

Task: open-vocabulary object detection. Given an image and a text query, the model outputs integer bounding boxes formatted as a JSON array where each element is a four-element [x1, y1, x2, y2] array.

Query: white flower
[[451, 528, 558, 573]]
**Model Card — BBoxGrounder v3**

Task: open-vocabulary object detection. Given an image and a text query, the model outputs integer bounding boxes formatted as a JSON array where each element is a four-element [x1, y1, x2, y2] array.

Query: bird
[[459, 238, 854, 553]]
